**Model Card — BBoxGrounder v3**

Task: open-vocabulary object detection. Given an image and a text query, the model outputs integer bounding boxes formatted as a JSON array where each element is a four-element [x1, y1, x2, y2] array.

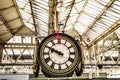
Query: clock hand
[[56, 50, 64, 56], [46, 46, 64, 56], [51, 47, 64, 56]]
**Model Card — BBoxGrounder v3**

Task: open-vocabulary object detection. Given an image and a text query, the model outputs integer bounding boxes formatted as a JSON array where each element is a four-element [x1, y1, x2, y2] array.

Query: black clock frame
[[37, 33, 82, 77]]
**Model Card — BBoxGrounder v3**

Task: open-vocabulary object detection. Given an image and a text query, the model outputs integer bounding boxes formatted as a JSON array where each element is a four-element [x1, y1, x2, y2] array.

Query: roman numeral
[[45, 45, 50, 48], [68, 46, 73, 49], [45, 57, 50, 63], [64, 40, 67, 45], [68, 57, 74, 63], [70, 52, 75, 55], [66, 63, 69, 67], [51, 40, 55, 45], [44, 52, 49, 55], [50, 62, 55, 68], [59, 64, 61, 70]]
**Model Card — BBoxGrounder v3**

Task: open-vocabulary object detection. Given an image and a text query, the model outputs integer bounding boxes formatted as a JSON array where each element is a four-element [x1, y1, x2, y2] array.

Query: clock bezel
[[37, 33, 81, 77]]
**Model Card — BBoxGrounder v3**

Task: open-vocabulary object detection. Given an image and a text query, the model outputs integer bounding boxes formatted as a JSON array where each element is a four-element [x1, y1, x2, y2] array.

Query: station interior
[[0, 0, 120, 80]]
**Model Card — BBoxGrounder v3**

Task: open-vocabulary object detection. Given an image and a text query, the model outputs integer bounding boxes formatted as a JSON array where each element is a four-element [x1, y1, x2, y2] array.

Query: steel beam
[[48, 0, 57, 33], [4, 49, 13, 63], [72, 0, 88, 27], [0, 15, 15, 35], [0, 63, 32, 66], [0, 46, 3, 63], [14, 49, 26, 63], [4, 47, 34, 49], [63, 0, 75, 29], [0, 5, 15, 11], [88, 19, 120, 48], [6, 43, 34, 46], [12, 0, 26, 33], [29, 0, 37, 36], [0, 17, 20, 26], [0, 38, 5, 45]]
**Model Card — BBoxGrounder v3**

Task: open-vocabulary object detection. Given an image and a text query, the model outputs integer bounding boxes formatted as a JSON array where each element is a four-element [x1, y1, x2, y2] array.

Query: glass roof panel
[[75, 23, 87, 35], [16, 0, 34, 31], [86, 30, 98, 40], [32, 0, 49, 36], [92, 26, 106, 34], [15, 0, 120, 45], [100, 18, 114, 26], [84, 0, 120, 42], [84, 6, 100, 15], [68, 14, 78, 24], [101, 15, 117, 23], [88, 0, 104, 9], [74, 0, 85, 12], [78, 14, 94, 25], [87, 3, 102, 12], [97, 0, 110, 5], [96, 21, 109, 29], [100, 0, 110, 4]]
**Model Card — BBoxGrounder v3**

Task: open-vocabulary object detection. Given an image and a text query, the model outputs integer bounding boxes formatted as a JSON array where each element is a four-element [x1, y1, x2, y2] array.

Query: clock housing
[[37, 33, 81, 77]]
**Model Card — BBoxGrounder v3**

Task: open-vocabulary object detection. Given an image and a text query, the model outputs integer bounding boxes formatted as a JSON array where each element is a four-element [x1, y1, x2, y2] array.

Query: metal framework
[[0, 0, 120, 78]]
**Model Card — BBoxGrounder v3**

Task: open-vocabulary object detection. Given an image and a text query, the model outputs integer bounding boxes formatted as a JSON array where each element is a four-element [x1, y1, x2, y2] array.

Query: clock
[[37, 33, 82, 77]]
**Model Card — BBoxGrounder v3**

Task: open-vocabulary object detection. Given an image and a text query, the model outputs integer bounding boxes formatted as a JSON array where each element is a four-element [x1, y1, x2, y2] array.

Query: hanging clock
[[37, 32, 82, 77]]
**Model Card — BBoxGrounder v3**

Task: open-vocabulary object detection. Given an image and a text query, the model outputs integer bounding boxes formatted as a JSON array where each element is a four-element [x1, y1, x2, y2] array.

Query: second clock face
[[38, 33, 81, 76]]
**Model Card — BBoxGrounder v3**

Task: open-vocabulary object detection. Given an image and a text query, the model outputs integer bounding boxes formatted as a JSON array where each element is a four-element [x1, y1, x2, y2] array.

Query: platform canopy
[[0, 0, 120, 47]]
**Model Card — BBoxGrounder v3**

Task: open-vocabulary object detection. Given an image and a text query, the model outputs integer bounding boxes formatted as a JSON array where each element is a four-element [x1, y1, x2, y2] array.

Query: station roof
[[0, 0, 120, 46]]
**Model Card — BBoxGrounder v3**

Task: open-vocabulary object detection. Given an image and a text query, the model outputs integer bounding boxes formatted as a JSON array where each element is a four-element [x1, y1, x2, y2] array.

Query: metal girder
[[0, 39, 3, 43], [0, 63, 32, 66], [116, 46, 120, 63], [48, 0, 57, 33], [6, 43, 34, 46], [85, 64, 120, 66], [97, 41, 120, 56], [72, 0, 88, 27], [0, 38, 5, 45], [0, 17, 20, 26], [88, 19, 120, 48], [14, 48, 26, 63], [0, 15, 15, 35], [83, 0, 115, 35], [0, 5, 15, 11], [29, 0, 37, 36], [5, 43, 34, 49], [4, 48, 13, 63], [4, 47, 34, 49], [0, 46, 3, 63], [63, 0, 75, 29], [12, 0, 27, 33]]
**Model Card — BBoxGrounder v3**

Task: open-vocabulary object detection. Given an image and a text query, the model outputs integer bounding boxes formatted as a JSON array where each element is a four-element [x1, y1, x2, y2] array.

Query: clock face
[[37, 33, 81, 77]]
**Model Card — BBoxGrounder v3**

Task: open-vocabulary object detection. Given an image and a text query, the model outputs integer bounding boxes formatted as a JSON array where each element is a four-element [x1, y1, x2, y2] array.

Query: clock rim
[[37, 33, 82, 77]]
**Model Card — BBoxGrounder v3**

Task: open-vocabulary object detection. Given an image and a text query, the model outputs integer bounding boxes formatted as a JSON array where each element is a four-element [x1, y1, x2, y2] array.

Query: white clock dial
[[50, 44, 70, 64], [43, 38, 76, 70]]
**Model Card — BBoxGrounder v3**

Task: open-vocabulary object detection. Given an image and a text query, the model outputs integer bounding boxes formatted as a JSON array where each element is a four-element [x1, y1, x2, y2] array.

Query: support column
[[0, 46, 3, 63], [88, 48, 91, 64], [33, 38, 39, 77]]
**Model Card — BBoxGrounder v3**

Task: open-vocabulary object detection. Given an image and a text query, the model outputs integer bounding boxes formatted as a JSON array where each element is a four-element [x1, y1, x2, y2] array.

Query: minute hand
[[46, 46, 64, 56]]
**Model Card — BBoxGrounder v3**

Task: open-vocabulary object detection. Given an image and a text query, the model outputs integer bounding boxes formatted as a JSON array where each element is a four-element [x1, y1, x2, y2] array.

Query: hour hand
[[46, 46, 64, 56], [51, 47, 64, 56]]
